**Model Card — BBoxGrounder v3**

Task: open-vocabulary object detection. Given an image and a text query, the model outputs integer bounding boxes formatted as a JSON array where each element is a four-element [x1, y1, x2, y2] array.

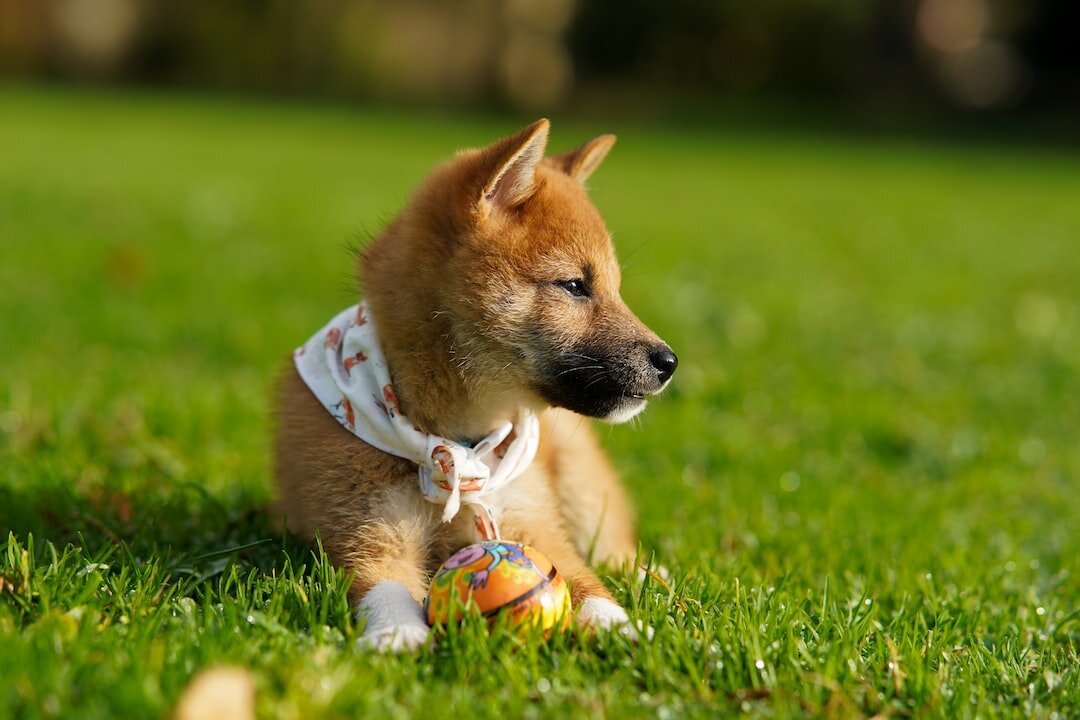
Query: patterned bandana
[[293, 302, 540, 541]]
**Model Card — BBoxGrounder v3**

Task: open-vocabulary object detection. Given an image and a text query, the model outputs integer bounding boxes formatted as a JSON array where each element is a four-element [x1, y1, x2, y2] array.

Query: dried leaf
[[174, 666, 254, 720]]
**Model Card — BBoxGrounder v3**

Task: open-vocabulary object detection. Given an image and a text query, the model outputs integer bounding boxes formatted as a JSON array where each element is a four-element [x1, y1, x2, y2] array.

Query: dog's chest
[[436, 462, 555, 551]]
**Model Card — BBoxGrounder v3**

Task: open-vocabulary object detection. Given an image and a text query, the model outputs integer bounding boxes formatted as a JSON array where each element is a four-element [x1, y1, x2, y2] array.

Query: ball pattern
[[425, 540, 571, 633]]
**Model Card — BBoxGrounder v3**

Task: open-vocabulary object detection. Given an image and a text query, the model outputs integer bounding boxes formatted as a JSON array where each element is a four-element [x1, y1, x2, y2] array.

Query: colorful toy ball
[[426, 540, 571, 634]]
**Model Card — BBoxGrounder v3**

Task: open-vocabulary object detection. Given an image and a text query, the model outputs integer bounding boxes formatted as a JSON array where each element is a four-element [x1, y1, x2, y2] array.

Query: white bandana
[[293, 302, 540, 541]]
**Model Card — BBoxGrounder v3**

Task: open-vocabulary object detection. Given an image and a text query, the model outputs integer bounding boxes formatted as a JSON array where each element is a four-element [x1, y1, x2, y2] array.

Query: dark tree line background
[[1, 0, 1077, 126]]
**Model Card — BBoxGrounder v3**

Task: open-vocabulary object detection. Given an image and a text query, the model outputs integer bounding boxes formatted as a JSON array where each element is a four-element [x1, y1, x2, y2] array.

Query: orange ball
[[425, 541, 571, 633]]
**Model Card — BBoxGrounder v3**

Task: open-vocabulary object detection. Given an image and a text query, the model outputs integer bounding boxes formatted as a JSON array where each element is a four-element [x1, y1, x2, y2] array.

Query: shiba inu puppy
[[275, 119, 677, 651]]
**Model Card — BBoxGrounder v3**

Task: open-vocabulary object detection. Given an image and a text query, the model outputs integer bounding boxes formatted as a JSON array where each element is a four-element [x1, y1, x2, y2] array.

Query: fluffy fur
[[274, 119, 677, 650]]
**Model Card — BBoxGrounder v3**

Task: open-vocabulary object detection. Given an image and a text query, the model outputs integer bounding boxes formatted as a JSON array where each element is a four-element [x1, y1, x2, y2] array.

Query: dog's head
[[366, 120, 676, 425]]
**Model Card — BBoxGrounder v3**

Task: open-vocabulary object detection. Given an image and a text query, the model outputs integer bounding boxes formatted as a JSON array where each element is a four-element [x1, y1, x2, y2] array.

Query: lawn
[[1, 86, 1078, 719]]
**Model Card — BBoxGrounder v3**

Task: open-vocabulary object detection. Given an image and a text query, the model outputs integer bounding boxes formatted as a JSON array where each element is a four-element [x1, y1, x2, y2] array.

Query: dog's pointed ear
[[478, 119, 550, 212], [547, 134, 616, 184]]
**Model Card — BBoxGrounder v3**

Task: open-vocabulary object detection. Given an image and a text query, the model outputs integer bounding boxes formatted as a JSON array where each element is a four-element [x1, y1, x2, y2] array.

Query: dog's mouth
[[536, 383, 648, 423], [534, 353, 664, 423]]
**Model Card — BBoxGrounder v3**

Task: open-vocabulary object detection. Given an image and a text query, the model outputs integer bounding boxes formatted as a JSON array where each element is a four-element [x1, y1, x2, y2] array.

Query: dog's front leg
[[536, 534, 653, 640], [498, 484, 651, 640], [341, 515, 434, 653]]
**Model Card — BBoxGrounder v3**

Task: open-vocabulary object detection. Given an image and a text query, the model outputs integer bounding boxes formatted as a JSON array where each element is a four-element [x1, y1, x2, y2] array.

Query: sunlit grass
[[1, 86, 1078, 718]]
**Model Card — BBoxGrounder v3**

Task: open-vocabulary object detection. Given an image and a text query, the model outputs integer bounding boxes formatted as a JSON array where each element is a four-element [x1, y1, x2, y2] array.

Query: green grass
[[2, 85, 1079, 719]]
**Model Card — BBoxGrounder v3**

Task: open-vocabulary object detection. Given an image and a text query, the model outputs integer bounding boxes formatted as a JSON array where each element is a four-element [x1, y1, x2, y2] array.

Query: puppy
[[275, 119, 677, 651]]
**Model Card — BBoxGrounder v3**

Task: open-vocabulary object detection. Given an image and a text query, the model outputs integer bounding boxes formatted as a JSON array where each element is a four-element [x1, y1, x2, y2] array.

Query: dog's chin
[[535, 378, 650, 423], [534, 359, 663, 422], [597, 396, 648, 424]]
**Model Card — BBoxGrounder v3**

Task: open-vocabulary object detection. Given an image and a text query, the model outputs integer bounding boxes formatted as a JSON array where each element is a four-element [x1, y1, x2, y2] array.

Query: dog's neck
[[368, 301, 525, 441]]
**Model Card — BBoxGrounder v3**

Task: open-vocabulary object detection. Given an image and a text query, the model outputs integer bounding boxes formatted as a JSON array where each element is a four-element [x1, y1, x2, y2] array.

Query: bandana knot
[[294, 302, 540, 541]]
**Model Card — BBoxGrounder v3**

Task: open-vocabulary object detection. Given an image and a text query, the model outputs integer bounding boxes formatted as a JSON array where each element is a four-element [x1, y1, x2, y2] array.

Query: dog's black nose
[[649, 346, 678, 384]]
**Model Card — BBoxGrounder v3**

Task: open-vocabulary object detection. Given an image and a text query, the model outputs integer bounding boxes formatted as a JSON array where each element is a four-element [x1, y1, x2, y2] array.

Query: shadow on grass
[[0, 480, 320, 600]]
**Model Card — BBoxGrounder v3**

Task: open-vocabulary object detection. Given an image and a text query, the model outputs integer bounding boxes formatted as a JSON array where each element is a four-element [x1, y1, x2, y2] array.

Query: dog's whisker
[[554, 364, 606, 378], [582, 372, 612, 391]]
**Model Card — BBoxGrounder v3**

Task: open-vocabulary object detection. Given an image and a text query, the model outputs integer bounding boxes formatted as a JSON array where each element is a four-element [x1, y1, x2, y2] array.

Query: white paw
[[355, 581, 431, 653], [357, 621, 431, 653], [576, 597, 654, 641]]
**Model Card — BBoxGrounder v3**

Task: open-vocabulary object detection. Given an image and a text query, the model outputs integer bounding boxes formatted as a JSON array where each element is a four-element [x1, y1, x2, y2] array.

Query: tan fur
[[274, 119, 671, 612]]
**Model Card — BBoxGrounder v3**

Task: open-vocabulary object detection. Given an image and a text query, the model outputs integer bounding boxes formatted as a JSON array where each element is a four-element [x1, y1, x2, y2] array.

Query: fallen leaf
[[174, 666, 254, 720]]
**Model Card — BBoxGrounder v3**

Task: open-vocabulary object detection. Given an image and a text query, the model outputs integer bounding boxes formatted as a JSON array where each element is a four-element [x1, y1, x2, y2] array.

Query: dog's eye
[[557, 278, 590, 298]]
